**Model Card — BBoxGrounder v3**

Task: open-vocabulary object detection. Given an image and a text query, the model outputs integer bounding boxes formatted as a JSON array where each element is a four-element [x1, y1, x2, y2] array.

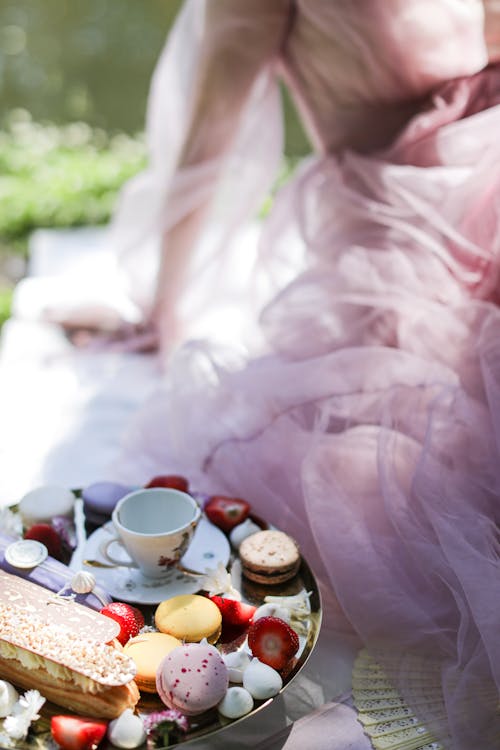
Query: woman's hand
[[45, 304, 161, 353], [83, 320, 161, 353]]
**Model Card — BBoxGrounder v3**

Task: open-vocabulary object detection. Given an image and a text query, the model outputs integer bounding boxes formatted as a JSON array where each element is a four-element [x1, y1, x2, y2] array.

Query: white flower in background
[[0, 508, 22, 539], [263, 590, 312, 634], [200, 562, 241, 600], [3, 690, 45, 741]]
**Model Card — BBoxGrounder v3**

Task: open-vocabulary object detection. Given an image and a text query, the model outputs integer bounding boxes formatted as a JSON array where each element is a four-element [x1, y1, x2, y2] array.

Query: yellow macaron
[[154, 594, 222, 644], [123, 631, 181, 693]]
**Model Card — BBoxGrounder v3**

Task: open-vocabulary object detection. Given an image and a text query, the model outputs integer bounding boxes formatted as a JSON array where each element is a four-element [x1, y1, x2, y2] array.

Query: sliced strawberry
[[247, 616, 299, 671], [204, 496, 250, 533], [145, 474, 190, 492], [24, 523, 63, 560], [99, 602, 144, 645], [209, 595, 257, 627], [51, 715, 107, 750]]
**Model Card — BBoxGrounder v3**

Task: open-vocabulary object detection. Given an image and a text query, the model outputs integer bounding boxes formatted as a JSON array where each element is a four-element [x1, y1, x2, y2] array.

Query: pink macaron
[[156, 642, 228, 716]]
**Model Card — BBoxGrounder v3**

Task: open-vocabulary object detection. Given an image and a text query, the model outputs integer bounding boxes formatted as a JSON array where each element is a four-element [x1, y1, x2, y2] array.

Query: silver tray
[[4, 497, 322, 750]]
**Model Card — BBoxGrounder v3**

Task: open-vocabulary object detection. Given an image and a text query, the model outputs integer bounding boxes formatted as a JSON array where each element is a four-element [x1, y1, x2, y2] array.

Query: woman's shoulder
[[285, 0, 487, 97], [280, 0, 489, 152]]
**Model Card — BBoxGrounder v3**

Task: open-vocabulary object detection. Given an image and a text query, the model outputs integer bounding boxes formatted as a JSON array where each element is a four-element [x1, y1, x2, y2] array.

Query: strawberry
[[24, 523, 63, 560], [204, 496, 250, 532], [50, 715, 107, 750], [209, 595, 257, 627], [217, 622, 251, 648], [145, 474, 190, 492], [131, 605, 146, 631], [247, 616, 299, 671], [99, 602, 144, 645]]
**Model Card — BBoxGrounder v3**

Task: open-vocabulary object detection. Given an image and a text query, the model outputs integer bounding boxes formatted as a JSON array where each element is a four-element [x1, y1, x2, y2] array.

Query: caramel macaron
[[123, 632, 181, 693], [239, 530, 301, 585], [154, 594, 222, 644]]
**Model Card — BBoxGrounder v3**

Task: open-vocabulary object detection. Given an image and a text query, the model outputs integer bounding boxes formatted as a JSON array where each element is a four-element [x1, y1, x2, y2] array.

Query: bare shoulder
[[484, 0, 500, 63]]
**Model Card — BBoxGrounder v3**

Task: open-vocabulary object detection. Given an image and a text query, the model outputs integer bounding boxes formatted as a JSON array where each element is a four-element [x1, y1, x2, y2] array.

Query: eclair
[[0, 571, 139, 718]]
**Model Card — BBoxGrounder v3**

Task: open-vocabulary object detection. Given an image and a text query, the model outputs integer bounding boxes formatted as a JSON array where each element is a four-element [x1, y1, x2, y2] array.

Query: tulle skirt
[[113, 67, 500, 749]]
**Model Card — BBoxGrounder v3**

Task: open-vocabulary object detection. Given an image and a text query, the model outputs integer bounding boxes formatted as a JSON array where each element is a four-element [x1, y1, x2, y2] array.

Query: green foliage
[[0, 112, 147, 248], [0, 112, 146, 328], [0, 0, 183, 133], [0, 288, 13, 328]]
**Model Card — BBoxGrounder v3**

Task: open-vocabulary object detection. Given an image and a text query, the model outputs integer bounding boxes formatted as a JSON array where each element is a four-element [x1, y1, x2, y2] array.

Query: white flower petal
[[0, 682, 19, 719], [4, 713, 30, 740], [200, 562, 241, 599], [0, 508, 23, 539]]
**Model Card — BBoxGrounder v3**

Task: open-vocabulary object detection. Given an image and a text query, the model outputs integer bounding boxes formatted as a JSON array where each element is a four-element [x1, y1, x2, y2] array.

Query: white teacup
[[100, 488, 201, 578]]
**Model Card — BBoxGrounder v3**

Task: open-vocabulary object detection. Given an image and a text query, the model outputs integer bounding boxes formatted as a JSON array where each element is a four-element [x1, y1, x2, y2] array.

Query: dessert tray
[[0, 485, 322, 750]]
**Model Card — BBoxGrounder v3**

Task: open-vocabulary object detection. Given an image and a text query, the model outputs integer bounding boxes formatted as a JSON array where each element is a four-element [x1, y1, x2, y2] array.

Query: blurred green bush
[[0, 111, 300, 329], [0, 289, 12, 328], [0, 111, 147, 251], [0, 112, 147, 327]]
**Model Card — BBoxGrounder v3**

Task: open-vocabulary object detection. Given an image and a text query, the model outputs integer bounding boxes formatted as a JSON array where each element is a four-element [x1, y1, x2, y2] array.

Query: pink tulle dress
[[108, 2, 500, 748]]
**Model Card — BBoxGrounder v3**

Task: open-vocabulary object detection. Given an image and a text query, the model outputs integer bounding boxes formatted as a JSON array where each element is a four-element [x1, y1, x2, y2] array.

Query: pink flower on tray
[[143, 709, 189, 748]]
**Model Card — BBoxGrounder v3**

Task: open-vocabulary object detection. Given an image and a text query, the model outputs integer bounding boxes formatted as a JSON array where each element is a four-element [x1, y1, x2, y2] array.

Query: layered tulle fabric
[[104, 2, 500, 748], [109, 0, 489, 325], [112, 64, 500, 749]]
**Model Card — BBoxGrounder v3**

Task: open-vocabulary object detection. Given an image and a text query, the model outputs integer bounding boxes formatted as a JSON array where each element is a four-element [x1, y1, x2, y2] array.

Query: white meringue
[[218, 686, 254, 719], [0, 680, 19, 718], [222, 650, 251, 683], [252, 603, 291, 623], [107, 708, 146, 749], [229, 519, 261, 549], [242, 658, 282, 700], [70, 570, 96, 594]]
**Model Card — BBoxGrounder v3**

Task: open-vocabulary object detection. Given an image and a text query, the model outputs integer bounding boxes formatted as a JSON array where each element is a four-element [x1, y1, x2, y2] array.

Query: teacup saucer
[[79, 516, 230, 605]]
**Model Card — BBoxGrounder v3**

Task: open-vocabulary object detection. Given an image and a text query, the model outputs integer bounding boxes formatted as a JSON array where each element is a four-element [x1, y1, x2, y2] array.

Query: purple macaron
[[82, 481, 134, 526]]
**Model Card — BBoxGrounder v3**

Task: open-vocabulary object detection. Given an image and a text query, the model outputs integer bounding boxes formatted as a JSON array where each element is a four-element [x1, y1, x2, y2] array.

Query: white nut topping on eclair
[[0, 604, 136, 687]]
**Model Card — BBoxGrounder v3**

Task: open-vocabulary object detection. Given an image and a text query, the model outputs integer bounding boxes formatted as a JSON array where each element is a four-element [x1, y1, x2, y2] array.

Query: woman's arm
[[150, 0, 290, 353]]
